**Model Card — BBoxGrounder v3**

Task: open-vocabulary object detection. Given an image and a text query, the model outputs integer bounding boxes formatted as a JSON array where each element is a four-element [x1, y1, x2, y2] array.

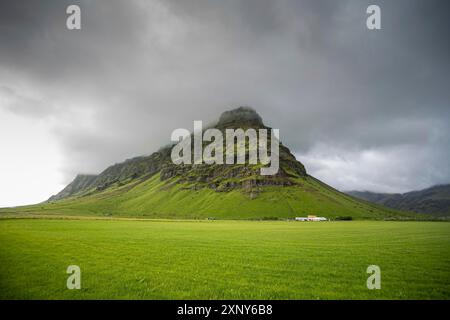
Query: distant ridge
[[346, 185, 450, 217]]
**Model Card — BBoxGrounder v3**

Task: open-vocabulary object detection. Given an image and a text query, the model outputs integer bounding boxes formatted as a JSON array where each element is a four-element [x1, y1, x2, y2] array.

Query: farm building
[[295, 215, 327, 221]]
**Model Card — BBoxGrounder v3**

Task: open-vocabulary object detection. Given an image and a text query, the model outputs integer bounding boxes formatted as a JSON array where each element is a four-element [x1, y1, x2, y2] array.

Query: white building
[[295, 215, 327, 221]]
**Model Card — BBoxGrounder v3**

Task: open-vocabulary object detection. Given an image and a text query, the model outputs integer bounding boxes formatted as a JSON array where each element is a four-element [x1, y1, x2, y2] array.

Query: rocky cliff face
[[216, 106, 264, 127], [49, 174, 98, 201], [49, 107, 307, 201]]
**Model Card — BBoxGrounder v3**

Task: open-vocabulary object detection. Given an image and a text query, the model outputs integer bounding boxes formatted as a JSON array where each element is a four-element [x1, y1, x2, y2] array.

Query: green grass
[[0, 174, 421, 220], [0, 218, 448, 299]]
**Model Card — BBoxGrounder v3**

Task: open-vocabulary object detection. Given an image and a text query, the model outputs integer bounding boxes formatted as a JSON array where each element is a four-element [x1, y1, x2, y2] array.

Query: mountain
[[48, 174, 97, 201], [347, 185, 450, 217], [50, 106, 306, 201], [1, 107, 423, 220]]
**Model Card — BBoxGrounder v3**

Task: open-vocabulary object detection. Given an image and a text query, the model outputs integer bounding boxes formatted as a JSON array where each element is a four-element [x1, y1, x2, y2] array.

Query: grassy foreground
[[0, 218, 449, 299]]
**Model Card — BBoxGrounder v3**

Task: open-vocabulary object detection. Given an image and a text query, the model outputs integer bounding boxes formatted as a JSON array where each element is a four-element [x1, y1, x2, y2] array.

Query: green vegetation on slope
[[0, 219, 448, 299], [1, 173, 418, 220]]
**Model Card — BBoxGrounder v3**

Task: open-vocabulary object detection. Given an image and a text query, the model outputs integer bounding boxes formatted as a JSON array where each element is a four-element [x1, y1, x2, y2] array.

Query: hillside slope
[[3, 173, 411, 220], [0, 107, 422, 220]]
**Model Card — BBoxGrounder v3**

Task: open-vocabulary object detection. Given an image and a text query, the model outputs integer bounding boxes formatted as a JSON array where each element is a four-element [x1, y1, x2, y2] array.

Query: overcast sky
[[0, 0, 449, 207]]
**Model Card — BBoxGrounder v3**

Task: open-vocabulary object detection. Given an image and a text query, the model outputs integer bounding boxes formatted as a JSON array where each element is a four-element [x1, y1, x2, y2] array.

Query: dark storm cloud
[[0, 0, 449, 192]]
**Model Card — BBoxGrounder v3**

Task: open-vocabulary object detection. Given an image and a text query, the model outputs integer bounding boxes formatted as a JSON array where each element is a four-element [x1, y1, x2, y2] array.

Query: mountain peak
[[217, 106, 264, 127], [49, 106, 307, 201]]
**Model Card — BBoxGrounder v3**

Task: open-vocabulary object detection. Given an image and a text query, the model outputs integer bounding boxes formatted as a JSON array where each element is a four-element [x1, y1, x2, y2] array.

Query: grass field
[[0, 218, 449, 299]]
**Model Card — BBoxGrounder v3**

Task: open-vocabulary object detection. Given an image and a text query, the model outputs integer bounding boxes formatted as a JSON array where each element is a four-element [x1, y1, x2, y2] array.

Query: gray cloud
[[0, 86, 55, 116], [0, 0, 449, 192]]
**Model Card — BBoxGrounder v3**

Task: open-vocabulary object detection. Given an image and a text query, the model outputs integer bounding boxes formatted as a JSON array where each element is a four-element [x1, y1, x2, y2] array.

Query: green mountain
[[347, 185, 450, 217], [1, 107, 423, 220]]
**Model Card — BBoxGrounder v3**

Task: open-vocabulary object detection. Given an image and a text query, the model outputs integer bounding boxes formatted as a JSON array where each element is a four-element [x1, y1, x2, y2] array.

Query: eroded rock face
[[217, 106, 263, 127], [50, 107, 308, 200]]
